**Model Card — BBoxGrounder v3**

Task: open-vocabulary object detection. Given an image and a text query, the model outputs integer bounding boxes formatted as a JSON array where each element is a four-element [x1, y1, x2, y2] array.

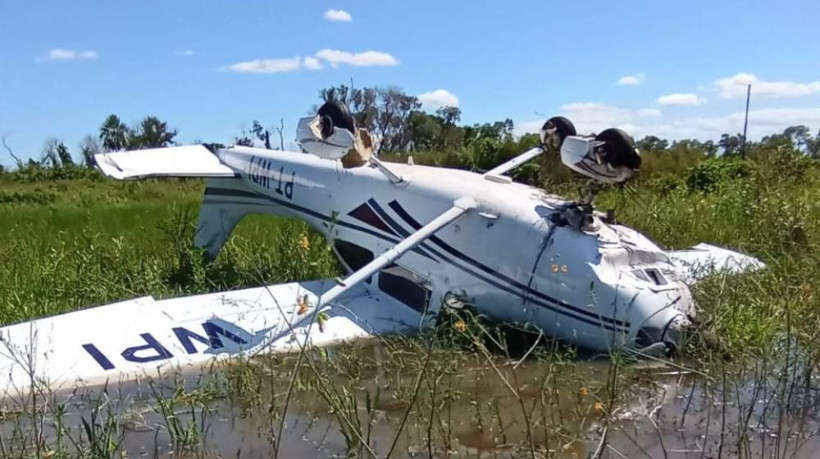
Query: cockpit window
[[333, 240, 374, 272], [644, 268, 668, 286], [633, 268, 668, 286], [378, 264, 431, 313]]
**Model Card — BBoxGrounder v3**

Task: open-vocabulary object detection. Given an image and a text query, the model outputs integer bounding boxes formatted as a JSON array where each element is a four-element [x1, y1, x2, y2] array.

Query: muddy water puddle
[[2, 340, 819, 458]]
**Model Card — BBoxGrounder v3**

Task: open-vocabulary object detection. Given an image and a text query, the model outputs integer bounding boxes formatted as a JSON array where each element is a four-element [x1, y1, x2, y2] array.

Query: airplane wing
[[94, 145, 237, 180], [666, 243, 766, 284], [0, 198, 476, 395], [0, 281, 422, 394]]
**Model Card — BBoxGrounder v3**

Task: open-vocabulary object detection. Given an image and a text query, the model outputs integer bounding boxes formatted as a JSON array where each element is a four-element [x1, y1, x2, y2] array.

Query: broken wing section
[[94, 145, 237, 180], [0, 280, 422, 396], [666, 243, 766, 283]]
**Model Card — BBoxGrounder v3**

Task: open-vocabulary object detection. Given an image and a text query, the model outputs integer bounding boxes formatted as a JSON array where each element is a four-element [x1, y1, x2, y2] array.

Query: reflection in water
[[0, 339, 818, 458]]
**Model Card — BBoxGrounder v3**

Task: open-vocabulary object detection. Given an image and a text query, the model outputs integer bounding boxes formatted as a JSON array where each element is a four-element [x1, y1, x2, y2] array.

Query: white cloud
[[713, 72, 820, 99], [227, 49, 396, 74], [175, 49, 195, 56], [42, 48, 98, 61], [323, 9, 352, 22], [314, 49, 398, 67], [228, 57, 311, 74], [616, 73, 645, 86], [302, 56, 322, 70], [637, 108, 662, 118], [557, 103, 642, 134], [637, 108, 820, 140], [417, 89, 459, 110], [656, 93, 705, 106]]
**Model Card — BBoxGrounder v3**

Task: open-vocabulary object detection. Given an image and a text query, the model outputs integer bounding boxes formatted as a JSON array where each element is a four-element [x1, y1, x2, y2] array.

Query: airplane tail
[[94, 146, 273, 259], [195, 177, 274, 259]]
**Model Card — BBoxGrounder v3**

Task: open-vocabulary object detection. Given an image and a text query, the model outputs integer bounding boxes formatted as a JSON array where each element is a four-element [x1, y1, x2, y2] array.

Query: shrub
[[685, 158, 750, 193], [0, 190, 58, 205]]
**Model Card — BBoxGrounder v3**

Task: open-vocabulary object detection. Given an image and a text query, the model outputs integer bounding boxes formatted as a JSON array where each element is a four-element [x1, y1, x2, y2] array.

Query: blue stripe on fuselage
[[202, 188, 434, 260], [383, 200, 631, 331]]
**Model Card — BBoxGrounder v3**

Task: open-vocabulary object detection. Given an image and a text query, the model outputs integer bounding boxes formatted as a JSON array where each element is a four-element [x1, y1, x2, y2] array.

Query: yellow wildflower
[[578, 387, 588, 397], [299, 235, 310, 251], [297, 295, 309, 315], [593, 401, 605, 415], [454, 320, 467, 333]]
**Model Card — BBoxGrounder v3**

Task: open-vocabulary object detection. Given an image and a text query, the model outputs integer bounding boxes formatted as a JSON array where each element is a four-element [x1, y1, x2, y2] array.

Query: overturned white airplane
[[0, 104, 764, 393]]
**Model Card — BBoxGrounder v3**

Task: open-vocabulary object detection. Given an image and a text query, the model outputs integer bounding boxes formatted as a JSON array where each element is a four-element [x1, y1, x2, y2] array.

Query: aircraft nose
[[635, 314, 690, 357]]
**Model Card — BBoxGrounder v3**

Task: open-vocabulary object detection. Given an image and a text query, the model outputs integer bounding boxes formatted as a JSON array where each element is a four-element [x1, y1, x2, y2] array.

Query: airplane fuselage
[[199, 146, 691, 352]]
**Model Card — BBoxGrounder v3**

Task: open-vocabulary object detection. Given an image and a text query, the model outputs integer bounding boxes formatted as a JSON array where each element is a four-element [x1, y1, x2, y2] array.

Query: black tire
[[317, 101, 356, 137], [541, 116, 577, 147], [595, 128, 641, 170]]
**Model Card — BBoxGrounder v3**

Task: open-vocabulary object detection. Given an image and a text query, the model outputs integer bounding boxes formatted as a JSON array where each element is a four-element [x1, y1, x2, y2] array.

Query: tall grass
[[1, 148, 819, 456], [0, 179, 339, 325]]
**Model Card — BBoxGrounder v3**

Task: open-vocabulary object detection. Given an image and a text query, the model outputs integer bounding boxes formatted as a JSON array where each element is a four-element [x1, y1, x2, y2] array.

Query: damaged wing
[[0, 197, 476, 395], [0, 281, 423, 395], [666, 243, 766, 283]]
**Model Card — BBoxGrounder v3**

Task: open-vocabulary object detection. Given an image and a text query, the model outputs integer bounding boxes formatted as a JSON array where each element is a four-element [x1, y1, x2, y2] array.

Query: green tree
[[464, 120, 514, 144], [129, 116, 177, 149], [783, 125, 812, 151], [79, 135, 101, 167], [41, 138, 72, 167], [99, 114, 130, 152], [636, 135, 669, 153], [374, 87, 421, 152], [404, 111, 442, 150], [435, 106, 463, 150], [319, 84, 379, 130], [719, 133, 743, 156], [702, 140, 718, 157], [249, 121, 272, 149], [810, 129, 820, 157], [319, 84, 421, 152]]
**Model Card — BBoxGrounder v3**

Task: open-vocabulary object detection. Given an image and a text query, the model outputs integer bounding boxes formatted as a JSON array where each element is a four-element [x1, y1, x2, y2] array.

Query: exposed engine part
[[547, 203, 596, 232], [443, 291, 472, 310]]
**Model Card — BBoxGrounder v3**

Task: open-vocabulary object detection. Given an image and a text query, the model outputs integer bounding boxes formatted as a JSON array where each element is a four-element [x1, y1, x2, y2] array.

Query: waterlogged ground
[[1, 338, 818, 458], [2, 166, 820, 457]]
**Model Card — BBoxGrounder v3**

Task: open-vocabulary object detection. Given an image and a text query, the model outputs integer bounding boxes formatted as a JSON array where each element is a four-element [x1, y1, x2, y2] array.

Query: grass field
[[0, 178, 339, 325], [1, 153, 820, 457]]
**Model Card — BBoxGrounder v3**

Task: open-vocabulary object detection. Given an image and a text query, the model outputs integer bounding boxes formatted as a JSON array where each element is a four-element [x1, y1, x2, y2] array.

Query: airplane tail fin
[[94, 145, 289, 260], [195, 177, 267, 259], [94, 145, 237, 180]]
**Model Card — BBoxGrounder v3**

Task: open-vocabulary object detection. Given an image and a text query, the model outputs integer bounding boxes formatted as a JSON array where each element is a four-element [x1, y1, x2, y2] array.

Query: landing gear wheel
[[541, 116, 577, 149], [317, 101, 356, 137], [595, 128, 641, 169]]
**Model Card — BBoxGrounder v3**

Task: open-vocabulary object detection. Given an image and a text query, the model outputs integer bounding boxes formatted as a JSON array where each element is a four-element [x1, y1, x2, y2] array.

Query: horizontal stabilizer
[[94, 145, 237, 180], [666, 243, 765, 283]]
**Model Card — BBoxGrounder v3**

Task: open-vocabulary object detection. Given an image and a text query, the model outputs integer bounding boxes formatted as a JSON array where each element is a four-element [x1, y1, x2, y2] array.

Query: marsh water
[[2, 339, 819, 458]]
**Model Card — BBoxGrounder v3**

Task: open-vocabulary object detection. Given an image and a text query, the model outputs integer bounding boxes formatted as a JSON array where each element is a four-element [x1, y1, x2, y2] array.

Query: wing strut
[[484, 147, 545, 177], [319, 197, 477, 307]]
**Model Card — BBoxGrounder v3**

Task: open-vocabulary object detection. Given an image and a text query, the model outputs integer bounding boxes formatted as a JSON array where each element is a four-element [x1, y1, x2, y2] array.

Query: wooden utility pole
[[741, 84, 751, 158]]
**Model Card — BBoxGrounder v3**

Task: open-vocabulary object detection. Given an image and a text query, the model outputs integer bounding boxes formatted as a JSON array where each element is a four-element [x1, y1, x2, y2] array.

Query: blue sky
[[2, 0, 819, 164]]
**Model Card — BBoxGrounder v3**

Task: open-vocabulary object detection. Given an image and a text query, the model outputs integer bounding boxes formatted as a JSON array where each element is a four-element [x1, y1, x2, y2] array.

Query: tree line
[[2, 84, 820, 176], [1, 115, 178, 170]]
